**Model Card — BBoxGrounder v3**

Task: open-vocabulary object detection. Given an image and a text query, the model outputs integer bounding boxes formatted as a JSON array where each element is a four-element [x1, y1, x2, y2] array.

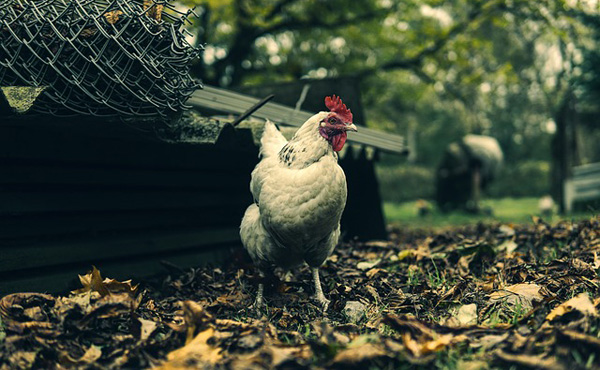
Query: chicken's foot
[[253, 282, 265, 308], [312, 267, 330, 311]]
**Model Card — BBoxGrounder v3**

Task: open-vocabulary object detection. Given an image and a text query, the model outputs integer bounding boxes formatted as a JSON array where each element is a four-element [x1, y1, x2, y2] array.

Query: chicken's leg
[[312, 267, 330, 311], [252, 268, 273, 310], [254, 280, 265, 308]]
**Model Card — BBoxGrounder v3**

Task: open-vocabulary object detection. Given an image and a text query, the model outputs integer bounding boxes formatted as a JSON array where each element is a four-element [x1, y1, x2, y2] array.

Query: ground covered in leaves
[[2, 217, 600, 369]]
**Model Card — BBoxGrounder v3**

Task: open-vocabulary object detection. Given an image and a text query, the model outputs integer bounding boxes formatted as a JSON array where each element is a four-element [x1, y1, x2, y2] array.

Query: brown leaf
[[8, 351, 38, 369], [181, 301, 214, 344], [0, 293, 55, 321], [0, 293, 58, 336], [495, 350, 562, 370], [546, 293, 597, 321], [138, 318, 158, 342], [444, 304, 478, 327], [366, 268, 387, 279], [402, 332, 466, 357], [104, 10, 123, 25], [489, 283, 543, 310], [332, 342, 387, 365], [268, 345, 312, 367], [158, 328, 222, 369], [144, 0, 163, 21], [60, 345, 102, 366], [73, 266, 109, 297], [558, 329, 600, 350]]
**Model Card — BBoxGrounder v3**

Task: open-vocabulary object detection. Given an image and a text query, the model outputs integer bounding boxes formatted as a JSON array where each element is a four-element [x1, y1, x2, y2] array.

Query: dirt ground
[[1, 217, 600, 369]]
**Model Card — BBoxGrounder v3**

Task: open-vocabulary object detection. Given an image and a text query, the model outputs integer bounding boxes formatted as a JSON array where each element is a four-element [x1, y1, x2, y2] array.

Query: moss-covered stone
[[0, 86, 46, 114]]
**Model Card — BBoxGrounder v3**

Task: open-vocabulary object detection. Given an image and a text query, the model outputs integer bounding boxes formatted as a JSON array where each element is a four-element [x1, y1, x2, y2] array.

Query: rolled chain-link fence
[[0, 0, 202, 119]]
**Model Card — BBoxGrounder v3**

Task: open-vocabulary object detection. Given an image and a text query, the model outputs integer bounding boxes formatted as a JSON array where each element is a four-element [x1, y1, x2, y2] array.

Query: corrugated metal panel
[[189, 86, 408, 155]]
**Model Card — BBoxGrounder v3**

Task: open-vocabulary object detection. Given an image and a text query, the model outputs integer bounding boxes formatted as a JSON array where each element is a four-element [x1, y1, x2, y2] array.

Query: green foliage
[[377, 160, 551, 204], [184, 0, 600, 176], [488, 160, 551, 198], [376, 164, 434, 203]]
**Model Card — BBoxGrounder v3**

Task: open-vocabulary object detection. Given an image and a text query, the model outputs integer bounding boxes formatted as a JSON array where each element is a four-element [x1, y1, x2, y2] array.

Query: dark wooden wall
[[340, 147, 387, 241], [0, 116, 257, 294], [0, 112, 388, 295]]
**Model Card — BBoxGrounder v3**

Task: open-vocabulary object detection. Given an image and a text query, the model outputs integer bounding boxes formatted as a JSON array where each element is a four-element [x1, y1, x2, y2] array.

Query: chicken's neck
[[279, 122, 335, 169]]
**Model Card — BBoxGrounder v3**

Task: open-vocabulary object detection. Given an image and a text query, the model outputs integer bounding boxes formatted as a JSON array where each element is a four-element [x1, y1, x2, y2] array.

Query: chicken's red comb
[[325, 95, 353, 123]]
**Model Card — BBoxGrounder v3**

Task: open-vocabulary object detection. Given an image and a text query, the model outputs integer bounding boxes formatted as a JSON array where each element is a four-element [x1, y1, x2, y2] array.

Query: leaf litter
[[0, 217, 599, 368]]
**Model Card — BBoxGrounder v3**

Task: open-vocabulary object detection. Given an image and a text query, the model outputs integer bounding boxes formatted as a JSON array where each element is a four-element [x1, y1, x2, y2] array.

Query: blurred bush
[[487, 160, 550, 198], [376, 160, 550, 203], [376, 165, 435, 203]]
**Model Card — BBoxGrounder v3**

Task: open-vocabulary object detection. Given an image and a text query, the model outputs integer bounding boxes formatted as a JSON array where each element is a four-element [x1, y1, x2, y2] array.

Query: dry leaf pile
[[1, 217, 600, 369]]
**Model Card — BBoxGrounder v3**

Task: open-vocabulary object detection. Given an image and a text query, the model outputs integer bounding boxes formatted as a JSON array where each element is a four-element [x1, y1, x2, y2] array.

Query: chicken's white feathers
[[241, 113, 347, 270], [259, 120, 287, 158]]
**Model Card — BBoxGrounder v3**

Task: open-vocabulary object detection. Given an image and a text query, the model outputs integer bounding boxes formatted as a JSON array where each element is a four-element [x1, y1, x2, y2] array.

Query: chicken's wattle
[[331, 132, 347, 152]]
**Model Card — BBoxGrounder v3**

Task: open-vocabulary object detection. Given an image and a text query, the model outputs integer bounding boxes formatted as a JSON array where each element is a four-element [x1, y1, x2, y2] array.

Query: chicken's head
[[319, 95, 358, 152]]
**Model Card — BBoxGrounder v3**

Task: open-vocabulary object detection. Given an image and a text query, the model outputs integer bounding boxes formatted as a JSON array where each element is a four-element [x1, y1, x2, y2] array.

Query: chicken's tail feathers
[[260, 120, 287, 158]]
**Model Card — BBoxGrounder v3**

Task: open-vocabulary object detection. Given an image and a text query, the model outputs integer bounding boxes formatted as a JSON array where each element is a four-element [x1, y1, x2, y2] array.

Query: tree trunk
[[551, 90, 577, 213]]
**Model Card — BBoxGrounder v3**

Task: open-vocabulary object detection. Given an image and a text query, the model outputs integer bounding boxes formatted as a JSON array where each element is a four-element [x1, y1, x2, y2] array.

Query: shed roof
[[188, 85, 408, 155]]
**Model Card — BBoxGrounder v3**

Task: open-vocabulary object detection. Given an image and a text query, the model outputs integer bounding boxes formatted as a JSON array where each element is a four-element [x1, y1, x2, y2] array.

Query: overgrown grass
[[384, 197, 594, 228]]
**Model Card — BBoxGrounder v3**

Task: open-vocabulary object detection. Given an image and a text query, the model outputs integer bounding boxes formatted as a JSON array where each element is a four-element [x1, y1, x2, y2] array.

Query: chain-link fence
[[0, 0, 201, 119]]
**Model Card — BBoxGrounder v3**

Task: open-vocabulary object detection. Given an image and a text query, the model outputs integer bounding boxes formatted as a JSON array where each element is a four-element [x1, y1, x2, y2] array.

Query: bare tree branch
[[259, 8, 386, 37], [264, 0, 300, 22], [410, 68, 469, 105]]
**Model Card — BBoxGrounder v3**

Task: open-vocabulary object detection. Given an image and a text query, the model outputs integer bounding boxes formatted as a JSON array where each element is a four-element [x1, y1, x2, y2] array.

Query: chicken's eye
[[328, 117, 337, 124]]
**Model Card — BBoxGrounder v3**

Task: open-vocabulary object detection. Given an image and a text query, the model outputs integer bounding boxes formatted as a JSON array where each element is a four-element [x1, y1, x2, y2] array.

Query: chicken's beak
[[346, 123, 358, 132]]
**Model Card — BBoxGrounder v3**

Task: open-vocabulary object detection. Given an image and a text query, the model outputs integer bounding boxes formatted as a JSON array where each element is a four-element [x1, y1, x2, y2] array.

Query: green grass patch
[[384, 197, 594, 228]]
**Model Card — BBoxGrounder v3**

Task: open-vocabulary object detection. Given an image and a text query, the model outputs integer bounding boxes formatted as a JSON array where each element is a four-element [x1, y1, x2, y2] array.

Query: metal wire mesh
[[0, 0, 202, 118]]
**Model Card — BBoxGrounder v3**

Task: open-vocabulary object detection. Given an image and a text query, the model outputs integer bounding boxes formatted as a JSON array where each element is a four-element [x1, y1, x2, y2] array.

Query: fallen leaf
[[397, 249, 414, 261], [73, 266, 109, 297], [445, 304, 477, 327], [489, 283, 543, 310], [357, 259, 381, 271], [61, 345, 102, 365], [498, 224, 515, 237], [366, 268, 386, 279], [469, 333, 509, 349], [9, 351, 38, 369], [158, 328, 222, 369], [498, 239, 518, 254], [138, 318, 158, 342], [402, 332, 465, 357], [546, 293, 597, 321], [268, 345, 311, 367], [332, 342, 387, 365], [495, 349, 562, 370], [181, 301, 213, 344]]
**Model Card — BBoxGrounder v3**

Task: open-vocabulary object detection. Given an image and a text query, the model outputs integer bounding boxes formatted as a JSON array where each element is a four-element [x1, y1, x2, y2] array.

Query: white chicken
[[240, 95, 357, 310]]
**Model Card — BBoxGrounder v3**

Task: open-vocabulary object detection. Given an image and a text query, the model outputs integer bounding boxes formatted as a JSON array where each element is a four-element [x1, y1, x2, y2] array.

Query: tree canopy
[[184, 0, 600, 166]]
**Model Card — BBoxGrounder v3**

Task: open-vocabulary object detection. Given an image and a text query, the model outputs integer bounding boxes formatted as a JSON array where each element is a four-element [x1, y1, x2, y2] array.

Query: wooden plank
[[574, 162, 600, 177], [0, 162, 248, 189], [0, 189, 251, 214], [0, 227, 240, 273], [189, 86, 408, 155], [0, 241, 237, 295], [572, 177, 600, 191], [0, 206, 246, 240], [0, 124, 258, 171], [572, 188, 600, 201]]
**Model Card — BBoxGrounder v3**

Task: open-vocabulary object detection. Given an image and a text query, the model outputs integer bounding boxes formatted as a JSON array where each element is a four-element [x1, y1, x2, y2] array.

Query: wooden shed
[[0, 86, 406, 295]]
